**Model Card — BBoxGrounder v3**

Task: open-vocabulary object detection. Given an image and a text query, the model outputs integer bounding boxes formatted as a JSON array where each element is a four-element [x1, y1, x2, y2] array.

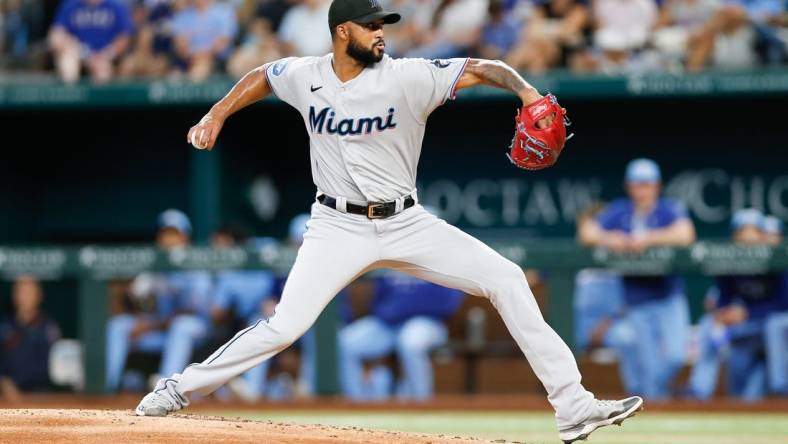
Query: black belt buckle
[[367, 202, 386, 219]]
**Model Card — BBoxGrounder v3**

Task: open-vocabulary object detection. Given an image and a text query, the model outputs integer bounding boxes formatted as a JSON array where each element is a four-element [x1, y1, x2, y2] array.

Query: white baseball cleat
[[135, 391, 178, 417], [558, 396, 644, 443], [135, 378, 186, 417]]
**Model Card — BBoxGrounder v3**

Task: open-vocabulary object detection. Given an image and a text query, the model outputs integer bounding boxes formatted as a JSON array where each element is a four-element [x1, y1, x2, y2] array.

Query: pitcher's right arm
[[187, 64, 274, 150]]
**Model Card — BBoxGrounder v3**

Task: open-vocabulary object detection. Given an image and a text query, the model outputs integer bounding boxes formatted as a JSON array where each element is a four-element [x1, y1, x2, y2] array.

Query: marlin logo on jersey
[[309, 106, 397, 135], [271, 59, 289, 76]]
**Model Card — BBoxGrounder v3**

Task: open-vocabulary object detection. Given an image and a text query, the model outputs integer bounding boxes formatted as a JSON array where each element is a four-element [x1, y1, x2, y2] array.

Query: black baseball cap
[[328, 0, 401, 30]]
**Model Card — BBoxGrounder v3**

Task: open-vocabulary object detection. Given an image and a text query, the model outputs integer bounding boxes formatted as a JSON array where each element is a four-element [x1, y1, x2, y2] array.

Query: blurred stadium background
[[1, 0, 788, 442]]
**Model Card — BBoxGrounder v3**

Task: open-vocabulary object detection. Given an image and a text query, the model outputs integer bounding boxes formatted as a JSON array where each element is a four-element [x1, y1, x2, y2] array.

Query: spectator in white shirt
[[277, 0, 331, 56]]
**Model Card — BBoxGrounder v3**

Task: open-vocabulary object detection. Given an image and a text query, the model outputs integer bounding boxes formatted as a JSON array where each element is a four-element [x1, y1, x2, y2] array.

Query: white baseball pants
[[164, 201, 594, 427]]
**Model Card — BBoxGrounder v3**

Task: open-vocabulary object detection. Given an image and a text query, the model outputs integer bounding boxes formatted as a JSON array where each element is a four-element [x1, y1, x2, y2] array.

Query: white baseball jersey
[[265, 54, 469, 203]]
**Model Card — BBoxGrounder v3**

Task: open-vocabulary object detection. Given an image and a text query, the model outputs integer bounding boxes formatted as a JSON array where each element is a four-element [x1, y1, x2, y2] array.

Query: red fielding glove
[[507, 93, 572, 170]]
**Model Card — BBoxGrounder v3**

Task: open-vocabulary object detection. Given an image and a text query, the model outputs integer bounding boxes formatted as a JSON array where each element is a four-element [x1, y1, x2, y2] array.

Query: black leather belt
[[318, 194, 415, 219]]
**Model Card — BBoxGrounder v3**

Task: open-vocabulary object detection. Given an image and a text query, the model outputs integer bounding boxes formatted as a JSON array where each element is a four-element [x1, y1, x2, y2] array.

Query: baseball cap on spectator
[[625, 158, 661, 184], [328, 0, 400, 30], [158, 209, 192, 236], [761, 215, 784, 235], [288, 213, 311, 244], [731, 208, 764, 231]]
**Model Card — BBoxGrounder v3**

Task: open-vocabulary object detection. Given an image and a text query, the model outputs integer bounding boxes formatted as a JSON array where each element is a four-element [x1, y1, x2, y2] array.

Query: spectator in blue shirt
[[581, 158, 696, 399], [118, 0, 176, 78], [686, 208, 788, 400], [209, 224, 277, 402], [48, 0, 133, 83], [0, 276, 62, 401], [171, 0, 238, 82], [105, 209, 213, 392], [475, 0, 523, 61], [339, 271, 465, 401]]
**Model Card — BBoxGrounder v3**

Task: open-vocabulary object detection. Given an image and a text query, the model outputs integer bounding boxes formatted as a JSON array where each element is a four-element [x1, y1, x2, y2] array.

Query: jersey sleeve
[[596, 199, 627, 231], [394, 57, 470, 123], [53, 0, 75, 31], [264, 57, 306, 108], [663, 198, 690, 223], [113, 2, 134, 38]]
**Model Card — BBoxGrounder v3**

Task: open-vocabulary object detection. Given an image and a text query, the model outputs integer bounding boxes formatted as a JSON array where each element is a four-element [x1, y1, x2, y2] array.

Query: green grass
[[204, 410, 788, 444]]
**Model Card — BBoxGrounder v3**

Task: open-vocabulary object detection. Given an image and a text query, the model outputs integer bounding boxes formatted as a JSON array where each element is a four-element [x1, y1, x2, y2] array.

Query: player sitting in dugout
[[105, 210, 212, 392], [0, 276, 62, 401], [339, 270, 464, 401], [686, 208, 788, 400]]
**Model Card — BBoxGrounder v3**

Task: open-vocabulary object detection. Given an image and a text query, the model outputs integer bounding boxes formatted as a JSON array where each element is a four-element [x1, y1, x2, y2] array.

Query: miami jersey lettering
[[265, 54, 468, 203], [308, 106, 397, 135]]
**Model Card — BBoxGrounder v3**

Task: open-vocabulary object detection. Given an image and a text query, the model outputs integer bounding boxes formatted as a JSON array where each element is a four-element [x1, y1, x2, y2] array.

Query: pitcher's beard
[[347, 34, 383, 65]]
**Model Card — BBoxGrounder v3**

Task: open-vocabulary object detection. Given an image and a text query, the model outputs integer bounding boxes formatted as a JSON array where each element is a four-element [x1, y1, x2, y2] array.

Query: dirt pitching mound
[[0, 409, 512, 444]]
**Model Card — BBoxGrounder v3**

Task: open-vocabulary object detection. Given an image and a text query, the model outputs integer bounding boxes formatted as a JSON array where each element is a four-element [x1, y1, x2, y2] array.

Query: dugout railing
[[1, 241, 786, 395]]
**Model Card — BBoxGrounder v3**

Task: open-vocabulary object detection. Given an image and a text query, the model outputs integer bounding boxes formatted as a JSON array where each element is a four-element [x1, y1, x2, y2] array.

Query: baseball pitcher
[[136, 0, 643, 441]]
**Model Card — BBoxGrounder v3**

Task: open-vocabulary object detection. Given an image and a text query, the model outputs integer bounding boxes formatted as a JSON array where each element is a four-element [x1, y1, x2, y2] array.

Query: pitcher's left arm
[[454, 59, 570, 170], [455, 59, 543, 107]]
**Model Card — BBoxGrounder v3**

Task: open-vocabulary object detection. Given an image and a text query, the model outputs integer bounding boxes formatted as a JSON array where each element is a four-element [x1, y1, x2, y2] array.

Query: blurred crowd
[[1, 0, 787, 83]]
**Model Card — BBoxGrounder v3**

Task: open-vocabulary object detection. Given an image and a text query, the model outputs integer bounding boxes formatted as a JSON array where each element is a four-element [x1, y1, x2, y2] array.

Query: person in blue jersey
[[575, 204, 640, 395], [170, 0, 238, 82], [687, 209, 779, 400], [581, 158, 696, 399], [118, 0, 177, 78], [339, 269, 465, 401], [686, 208, 788, 400], [105, 209, 213, 392], [209, 224, 277, 401], [48, 0, 133, 83]]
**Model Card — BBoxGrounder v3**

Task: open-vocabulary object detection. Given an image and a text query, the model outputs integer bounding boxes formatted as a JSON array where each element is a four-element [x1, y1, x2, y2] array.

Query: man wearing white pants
[[136, 0, 643, 441]]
